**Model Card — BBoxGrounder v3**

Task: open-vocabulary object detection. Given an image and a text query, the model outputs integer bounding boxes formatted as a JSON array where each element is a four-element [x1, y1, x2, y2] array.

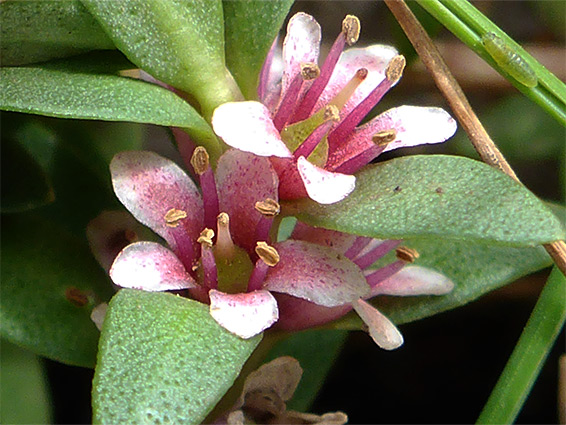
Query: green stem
[[415, 0, 566, 125], [476, 267, 566, 424]]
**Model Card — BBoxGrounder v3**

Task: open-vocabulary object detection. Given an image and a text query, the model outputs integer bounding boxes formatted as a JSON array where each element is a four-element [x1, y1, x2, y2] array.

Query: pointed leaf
[[0, 0, 114, 66], [0, 214, 114, 367], [0, 65, 219, 154], [223, 0, 293, 99], [292, 155, 565, 246], [92, 289, 261, 425], [81, 0, 238, 118]]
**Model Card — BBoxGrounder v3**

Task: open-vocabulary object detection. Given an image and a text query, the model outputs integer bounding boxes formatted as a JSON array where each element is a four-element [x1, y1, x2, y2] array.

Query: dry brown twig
[[384, 0, 566, 275]]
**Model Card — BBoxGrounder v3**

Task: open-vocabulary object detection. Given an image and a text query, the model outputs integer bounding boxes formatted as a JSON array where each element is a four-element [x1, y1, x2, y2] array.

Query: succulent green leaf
[[93, 289, 261, 425], [332, 237, 552, 330], [0, 65, 220, 156], [291, 155, 565, 246], [223, 0, 293, 99], [0, 0, 114, 66], [0, 340, 52, 424], [0, 214, 114, 367], [81, 0, 240, 119]]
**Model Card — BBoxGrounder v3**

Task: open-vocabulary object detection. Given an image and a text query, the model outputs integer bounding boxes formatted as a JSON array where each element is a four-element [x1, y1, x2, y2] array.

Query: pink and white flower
[[212, 12, 457, 204], [101, 148, 454, 349]]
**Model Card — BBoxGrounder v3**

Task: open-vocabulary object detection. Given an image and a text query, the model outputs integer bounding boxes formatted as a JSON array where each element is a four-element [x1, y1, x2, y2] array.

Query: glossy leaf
[[223, 0, 293, 99], [0, 65, 220, 155], [0, 214, 114, 367], [1, 127, 54, 213], [0, 340, 52, 424], [93, 289, 261, 425], [81, 0, 240, 119], [332, 238, 552, 330], [291, 155, 565, 246], [0, 0, 114, 66]]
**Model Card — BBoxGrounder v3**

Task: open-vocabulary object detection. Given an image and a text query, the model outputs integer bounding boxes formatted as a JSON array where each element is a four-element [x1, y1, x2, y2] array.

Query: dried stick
[[384, 0, 566, 275]]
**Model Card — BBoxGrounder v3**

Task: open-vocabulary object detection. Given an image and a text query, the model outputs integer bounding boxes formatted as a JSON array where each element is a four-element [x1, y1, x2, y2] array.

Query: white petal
[[282, 13, 321, 98], [110, 242, 196, 291], [90, 303, 108, 331], [297, 156, 356, 204], [209, 290, 279, 339], [371, 265, 455, 297], [359, 106, 457, 153], [212, 101, 292, 158], [352, 299, 403, 350]]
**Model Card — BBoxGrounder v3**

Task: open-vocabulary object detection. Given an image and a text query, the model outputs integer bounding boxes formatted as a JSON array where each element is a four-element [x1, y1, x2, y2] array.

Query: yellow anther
[[372, 129, 397, 146], [255, 242, 280, 267], [395, 246, 420, 263], [386, 55, 406, 84], [197, 228, 214, 247], [342, 15, 361, 46], [255, 198, 281, 217], [190, 146, 210, 175], [164, 208, 188, 227], [301, 62, 321, 80]]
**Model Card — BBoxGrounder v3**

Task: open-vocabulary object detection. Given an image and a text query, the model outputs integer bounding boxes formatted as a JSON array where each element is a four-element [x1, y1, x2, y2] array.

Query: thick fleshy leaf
[[352, 299, 403, 350], [216, 150, 279, 253], [223, 0, 293, 99], [1, 130, 54, 213], [110, 242, 197, 291], [212, 101, 292, 158], [0, 65, 219, 153], [92, 289, 261, 424], [209, 289, 279, 339], [332, 238, 553, 330], [370, 265, 454, 297], [0, 0, 114, 66], [292, 155, 565, 246], [297, 156, 356, 204], [81, 0, 238, 118], [110, 151, 203, 257], [0, 340, 52, 424], [264, 240, 369, 307], [1, 214, 113, 367]]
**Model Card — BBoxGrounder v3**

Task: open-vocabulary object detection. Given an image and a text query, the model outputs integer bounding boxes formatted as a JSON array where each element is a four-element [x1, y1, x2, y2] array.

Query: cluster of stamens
[[266, 15, 407, 175], [163, 148, 282, 296]]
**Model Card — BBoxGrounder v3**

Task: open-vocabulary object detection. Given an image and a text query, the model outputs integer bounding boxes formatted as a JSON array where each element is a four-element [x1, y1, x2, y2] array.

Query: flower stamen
[[292, 15, 361, 122], [164, 208, 187, 228], [372, 129, 397, 146], [395, 246, 420, 263], [191, 147, 220, 230], [198, 228, 218, 289], [273, 62, 320, 131], [328, 55, 405, 149], [254, 198, 280, 244], [247, 242, 280, 292]]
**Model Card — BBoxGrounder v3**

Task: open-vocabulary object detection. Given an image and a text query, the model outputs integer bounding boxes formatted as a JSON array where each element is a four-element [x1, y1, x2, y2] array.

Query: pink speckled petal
[[209, 289, 279, 339], [281, 13, 321, 100], [297, 156, 356, 204], [110, 151, 203, 254], [216, 150, 279, 253], [273, 293, 352, 331], [352, 299, 403, 350], [264, 240, 369, 307], [314, 45, 398, 118], [291, 221, 356, 255], [371, 265, 454, 297], [110, 242, 197, 291], [212, 102, 292, 158], [350, 106, 457, 154]]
